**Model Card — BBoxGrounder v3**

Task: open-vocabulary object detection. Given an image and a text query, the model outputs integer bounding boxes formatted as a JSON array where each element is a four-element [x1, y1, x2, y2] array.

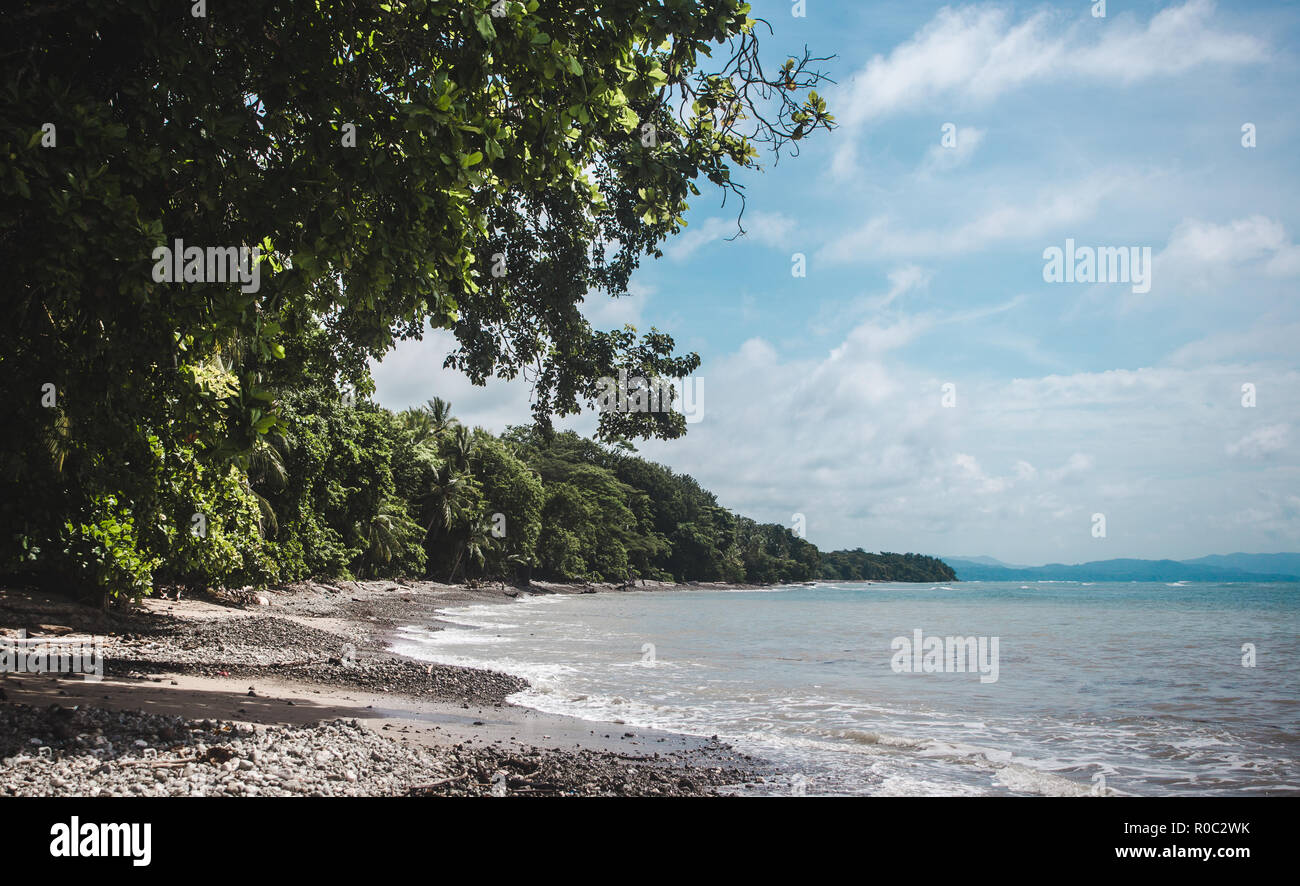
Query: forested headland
[[9, 382, 954, 593]]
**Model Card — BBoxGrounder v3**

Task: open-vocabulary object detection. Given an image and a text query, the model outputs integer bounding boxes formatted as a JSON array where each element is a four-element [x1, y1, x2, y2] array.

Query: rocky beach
[[0, 580, 771, 797]]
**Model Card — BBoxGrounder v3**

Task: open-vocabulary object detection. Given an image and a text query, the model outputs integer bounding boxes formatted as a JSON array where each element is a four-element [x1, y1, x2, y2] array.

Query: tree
[[447, 519, 492, 584], [358, 498, 426, 579], [0, 0, 833, 600], [470, 432, 543, 578], [422, 398, 458, 441]]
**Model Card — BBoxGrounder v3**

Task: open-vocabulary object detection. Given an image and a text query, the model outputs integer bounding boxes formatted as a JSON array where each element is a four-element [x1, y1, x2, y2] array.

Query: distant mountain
[[943, 555, 1028, 569], [1181, 553, 1300, 577], [946, 556, 1299, 583]]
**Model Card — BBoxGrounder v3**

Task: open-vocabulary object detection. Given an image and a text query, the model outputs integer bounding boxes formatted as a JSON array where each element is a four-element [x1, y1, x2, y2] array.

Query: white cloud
[[582, 280, 653, 330], [871, 265, 932, 311], [371, 281, 656, 428], [1208, 489, 1300, 534], [368, 326, 536, 431], [1045, 453, 1095, 484], [831, 0, 1267, 177], [665, 210, 795, 261], [1157, 216, 1300, 281], [808, 265, 932, 334], [1226, 424, 1290, 459], [920, 125, 986, 173], [1088, 215, 1300, 314], [1166, 320, 1300, 367], [818, 172, 1127, 263]]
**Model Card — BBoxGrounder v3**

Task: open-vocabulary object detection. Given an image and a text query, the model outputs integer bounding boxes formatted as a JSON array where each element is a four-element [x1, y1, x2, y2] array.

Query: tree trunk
[[447, 546, 463, 584]]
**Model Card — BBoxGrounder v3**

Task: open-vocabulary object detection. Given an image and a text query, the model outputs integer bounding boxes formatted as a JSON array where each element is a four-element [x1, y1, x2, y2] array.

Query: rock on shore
[[0, 703, 754, 797], [105, 614, 527, 706]]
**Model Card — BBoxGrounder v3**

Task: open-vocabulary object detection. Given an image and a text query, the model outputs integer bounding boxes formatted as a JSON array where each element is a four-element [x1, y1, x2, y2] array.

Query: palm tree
[[235, 431, 291, 535], [448, 519, 493, 583], [235, 432, 288, 538], [355, 498, 425, 577], [444, 423, 472, 473], [399, 397, 458, 448], [417, 463, 466, 538], [399, 407, 435, 446], [363, 512, 401, 570], [422, 397, 457, 437], [41, 409, 71, 475]]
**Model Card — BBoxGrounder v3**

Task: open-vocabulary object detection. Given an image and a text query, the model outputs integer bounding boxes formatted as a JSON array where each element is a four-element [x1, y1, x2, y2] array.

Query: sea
[[389, 581, 1300, 796]]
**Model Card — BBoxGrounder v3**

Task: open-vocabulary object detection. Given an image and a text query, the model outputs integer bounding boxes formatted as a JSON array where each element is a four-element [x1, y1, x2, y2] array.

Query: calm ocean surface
[[391, 581, 1300, 796]]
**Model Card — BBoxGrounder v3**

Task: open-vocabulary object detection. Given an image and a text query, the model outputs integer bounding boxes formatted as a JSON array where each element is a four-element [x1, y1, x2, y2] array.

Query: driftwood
[[409, 771, 470, 790]]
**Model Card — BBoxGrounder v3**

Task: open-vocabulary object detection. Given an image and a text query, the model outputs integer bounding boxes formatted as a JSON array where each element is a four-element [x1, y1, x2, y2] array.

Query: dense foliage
[[182, 392, 834, 587], [0, 2, 948, 600], [8, 381, 954, 592], [818, 549, 957, 583]]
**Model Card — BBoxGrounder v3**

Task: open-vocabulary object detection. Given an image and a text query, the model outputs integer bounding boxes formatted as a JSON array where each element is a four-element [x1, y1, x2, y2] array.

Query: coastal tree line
[[6, 371, 954, 595]]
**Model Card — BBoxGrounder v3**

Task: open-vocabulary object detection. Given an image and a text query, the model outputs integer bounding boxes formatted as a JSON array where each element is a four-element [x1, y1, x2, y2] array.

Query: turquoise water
[[392, 581, 1300, 796]]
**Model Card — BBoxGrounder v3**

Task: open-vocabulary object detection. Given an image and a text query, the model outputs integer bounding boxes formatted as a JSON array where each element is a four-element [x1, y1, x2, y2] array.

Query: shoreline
[[0, 578, 781, 796]]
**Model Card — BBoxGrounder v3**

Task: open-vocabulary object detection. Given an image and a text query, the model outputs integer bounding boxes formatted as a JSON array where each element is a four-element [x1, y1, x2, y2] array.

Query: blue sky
[[373, 0, 1300, 565]]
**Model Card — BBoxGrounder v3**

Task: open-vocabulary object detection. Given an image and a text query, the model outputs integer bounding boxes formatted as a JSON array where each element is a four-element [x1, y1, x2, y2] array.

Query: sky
[[372, 0, 1300, 566]]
